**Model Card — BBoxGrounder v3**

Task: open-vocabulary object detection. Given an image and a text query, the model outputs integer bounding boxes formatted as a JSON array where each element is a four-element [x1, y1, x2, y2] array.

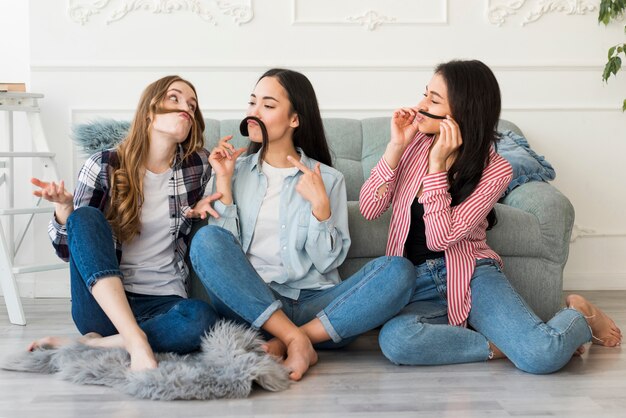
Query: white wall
[[2, 0, 625, 297]]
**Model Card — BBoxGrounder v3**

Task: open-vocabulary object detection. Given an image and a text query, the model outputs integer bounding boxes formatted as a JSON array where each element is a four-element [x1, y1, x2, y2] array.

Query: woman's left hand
[[287, 155, 331, 221], [429, 116, 463, 173], [185, 192, 223, 219]]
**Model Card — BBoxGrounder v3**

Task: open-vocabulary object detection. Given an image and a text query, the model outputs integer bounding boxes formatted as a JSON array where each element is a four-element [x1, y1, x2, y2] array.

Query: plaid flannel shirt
[[48, 147, 212, 285]]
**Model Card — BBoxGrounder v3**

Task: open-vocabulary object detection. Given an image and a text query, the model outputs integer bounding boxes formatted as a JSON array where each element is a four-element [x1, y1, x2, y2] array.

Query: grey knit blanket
[[2, 321, 290, 400]]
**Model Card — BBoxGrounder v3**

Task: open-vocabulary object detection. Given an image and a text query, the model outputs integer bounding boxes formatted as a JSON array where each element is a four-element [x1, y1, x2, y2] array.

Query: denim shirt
[[209, 148, 351, 299]]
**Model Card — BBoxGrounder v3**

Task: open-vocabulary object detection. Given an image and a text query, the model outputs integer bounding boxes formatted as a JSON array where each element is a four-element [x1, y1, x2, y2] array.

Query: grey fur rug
[[2, 321, 290, 400]]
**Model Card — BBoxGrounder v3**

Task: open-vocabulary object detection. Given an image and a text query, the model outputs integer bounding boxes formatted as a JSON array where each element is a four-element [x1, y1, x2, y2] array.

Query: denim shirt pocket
[[295, 210, 309, 250]]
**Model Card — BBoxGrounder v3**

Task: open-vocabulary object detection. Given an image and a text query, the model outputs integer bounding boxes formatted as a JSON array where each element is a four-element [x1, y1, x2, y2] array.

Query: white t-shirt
[[247, 162, 298, 284], [119, 168, 186, 297]]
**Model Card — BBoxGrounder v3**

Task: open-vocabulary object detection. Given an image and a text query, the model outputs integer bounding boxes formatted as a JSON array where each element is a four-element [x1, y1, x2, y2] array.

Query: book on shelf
[[0, 82, 27, 92]]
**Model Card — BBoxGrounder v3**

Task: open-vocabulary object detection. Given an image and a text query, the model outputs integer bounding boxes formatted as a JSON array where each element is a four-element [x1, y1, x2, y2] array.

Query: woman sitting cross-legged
[[360, 59, 621, 374], [190, 68, 416, 381], [28, 75, 224, 371]]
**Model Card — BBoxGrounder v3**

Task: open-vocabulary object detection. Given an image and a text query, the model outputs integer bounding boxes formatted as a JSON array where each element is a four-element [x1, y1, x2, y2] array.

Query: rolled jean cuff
[[561, 307, 593, 343], [86, 269, 123, 292], [316, 311, 342, 343], [251, 300, 283, 329]]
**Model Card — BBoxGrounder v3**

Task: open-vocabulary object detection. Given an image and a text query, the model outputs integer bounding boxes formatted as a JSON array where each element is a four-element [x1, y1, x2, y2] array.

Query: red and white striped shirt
[[359, 132, 513, 326]]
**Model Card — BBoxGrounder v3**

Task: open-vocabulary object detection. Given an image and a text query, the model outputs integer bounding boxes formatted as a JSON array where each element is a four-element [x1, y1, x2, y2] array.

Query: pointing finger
[[286, 155, 311, 174], [314, 162, 322, 176]]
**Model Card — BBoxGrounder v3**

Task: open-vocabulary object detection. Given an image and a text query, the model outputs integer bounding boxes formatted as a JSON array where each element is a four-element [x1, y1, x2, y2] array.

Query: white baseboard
[[564, 273, 626, 291]]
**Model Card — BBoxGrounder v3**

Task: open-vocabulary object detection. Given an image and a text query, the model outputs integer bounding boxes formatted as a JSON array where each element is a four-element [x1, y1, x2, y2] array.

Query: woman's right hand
[[31, 177, 73, 207], [209, 135, 246, 178], [390, 107, 420, 149], [382, 107, 420, 170], [31, 177, 74, 224]]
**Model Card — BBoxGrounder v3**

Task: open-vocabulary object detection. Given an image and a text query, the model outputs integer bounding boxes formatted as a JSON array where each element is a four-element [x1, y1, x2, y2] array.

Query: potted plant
[[599, 0, 626, 111]]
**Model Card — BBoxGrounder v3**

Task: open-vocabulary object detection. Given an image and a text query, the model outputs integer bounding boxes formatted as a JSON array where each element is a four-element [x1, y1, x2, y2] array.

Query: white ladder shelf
[[0, 92, 67, 325]]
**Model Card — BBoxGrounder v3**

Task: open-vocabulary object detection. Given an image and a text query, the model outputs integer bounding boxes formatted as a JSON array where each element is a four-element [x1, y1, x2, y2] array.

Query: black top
[[404, 198, 445, 266]]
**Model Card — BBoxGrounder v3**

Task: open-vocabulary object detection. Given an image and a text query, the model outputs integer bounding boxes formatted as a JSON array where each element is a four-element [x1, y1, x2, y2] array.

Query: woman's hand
[[287, 156, 331, 222], [390, 107, 420, 149], [428, 116, 462, 173], [208, 135, 246, 178], [31, 177, 74, 225], [382, 107, 420, 170], [31, 177, 73, 206], [186, 192, 223, 219]]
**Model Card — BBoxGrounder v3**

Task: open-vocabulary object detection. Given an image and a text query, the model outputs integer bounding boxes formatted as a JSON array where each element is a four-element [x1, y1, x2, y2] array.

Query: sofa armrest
[[504, 182, 575, 267], [489, 181, 575, 266]]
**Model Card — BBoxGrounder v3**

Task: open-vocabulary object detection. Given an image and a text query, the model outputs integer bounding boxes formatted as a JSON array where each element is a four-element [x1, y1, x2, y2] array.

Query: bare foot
[[262, 337, 287, 359], [126, 337, 158, 372], [488, 342, 506, 360], [27, 332, 101, 352], [567, 294, 622, 347], [282, 331, 318, 381], [573, 345, 586, 356]]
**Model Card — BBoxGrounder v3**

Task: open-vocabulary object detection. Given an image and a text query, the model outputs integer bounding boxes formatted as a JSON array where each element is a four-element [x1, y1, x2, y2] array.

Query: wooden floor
[[0, 291, 624, 418]]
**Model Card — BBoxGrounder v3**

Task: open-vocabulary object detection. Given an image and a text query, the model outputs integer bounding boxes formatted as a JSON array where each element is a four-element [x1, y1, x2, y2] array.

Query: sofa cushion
[[322, 119, 365, 201]]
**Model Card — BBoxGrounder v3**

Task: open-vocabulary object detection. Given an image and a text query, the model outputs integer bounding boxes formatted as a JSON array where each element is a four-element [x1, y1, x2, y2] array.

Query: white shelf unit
[[0, 92, 67, 325]]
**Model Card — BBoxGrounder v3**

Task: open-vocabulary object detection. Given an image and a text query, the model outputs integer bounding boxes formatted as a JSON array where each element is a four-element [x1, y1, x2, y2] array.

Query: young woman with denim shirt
[[360, 60, 621, 373], [190, 69, 416, 381], [28, 76, 224, 371]]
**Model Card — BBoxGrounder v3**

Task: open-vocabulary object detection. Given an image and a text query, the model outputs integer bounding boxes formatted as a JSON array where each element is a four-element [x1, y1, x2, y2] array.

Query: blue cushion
[[497, 130, 556, 197]]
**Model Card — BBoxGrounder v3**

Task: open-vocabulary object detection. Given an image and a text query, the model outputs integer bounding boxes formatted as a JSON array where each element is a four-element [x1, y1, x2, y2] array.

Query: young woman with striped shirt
[[359, 60, 621, 373]]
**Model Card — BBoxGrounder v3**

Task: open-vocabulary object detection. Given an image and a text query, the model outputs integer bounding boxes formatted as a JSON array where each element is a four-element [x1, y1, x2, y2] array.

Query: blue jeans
[[378, 257, 592, 374], [189, 225, 416, 346], [66, 206, 218, 354]]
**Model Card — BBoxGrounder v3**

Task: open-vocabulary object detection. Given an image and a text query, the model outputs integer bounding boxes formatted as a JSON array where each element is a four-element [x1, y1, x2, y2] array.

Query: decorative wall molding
[[570, 224, 626, 242], [292, 0, 448, 30], [67, 0, 254, 25], [487, 0, 598, 26], [30, 61, 608, 72], [346, 10, 397, 30]]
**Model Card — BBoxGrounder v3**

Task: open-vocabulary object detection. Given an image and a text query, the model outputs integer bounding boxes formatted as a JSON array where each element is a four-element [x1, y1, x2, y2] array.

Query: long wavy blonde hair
[[106, 75, 205, 243]]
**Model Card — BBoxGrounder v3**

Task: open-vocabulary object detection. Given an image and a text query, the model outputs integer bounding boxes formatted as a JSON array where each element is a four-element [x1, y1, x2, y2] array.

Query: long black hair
[[247, 68, 333, 167], [435, 60, 501, 229]]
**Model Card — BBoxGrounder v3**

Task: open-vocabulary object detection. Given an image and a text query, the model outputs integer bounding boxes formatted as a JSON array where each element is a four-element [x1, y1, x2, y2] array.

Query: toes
[[289, 370, 303, 381]]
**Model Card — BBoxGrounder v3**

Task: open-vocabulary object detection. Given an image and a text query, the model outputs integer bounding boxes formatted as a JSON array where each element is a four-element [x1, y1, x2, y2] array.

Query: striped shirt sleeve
[[359, 156, 398, 220], [418, 152, 513, 252]]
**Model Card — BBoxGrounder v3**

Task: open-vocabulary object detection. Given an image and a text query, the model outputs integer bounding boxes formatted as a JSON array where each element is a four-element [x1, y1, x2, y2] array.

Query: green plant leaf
[[609, 46, 617, 59], [598, 1, 626, 109], [603, 61, 612, 82]]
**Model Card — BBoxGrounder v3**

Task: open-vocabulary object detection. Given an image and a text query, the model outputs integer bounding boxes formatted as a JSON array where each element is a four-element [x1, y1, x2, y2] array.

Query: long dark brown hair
[[435, 60, 501, 229], [247, 68, 332, 167], [107, 75, 205, 243]]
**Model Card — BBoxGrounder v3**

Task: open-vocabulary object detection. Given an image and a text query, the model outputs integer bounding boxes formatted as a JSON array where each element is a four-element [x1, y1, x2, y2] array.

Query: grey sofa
[[192, 117, 574, 322], [72, 116, 574, 322]]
